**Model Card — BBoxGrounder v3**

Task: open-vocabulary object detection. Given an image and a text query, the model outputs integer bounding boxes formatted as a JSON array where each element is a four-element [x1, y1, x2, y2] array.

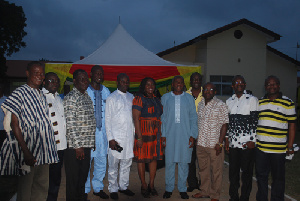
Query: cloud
[[7, 0, 300, 62]]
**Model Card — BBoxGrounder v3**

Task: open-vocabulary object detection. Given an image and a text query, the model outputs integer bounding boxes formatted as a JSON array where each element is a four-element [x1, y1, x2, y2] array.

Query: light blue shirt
[[161, 92, 198, 163], [0, 96, 7, 130]]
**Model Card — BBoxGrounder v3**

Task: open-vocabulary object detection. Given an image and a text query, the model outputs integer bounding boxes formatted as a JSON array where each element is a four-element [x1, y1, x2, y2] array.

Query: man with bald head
[[193, 82, 228, 201]]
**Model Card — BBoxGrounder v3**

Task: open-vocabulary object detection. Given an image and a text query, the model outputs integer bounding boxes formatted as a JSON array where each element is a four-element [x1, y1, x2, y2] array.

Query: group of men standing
[[0, 60, 297, 201], [184, 73, 296, 201]]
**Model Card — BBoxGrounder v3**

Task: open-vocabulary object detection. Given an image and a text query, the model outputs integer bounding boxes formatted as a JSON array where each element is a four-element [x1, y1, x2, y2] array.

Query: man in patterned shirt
[[225, 75, 258, 201], [256, 76, 296, 201], [193, 82, 228, 201], [1, 61, 58, 201], [63, 69, 96, 201]]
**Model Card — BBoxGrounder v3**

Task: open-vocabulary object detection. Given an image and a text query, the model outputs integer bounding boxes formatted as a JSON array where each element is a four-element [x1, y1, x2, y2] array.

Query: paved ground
[[56, 162, 295, 201]]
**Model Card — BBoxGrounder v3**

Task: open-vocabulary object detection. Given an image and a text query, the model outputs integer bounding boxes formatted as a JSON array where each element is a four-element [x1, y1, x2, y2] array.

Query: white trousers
[[107, 151, 132, 193]]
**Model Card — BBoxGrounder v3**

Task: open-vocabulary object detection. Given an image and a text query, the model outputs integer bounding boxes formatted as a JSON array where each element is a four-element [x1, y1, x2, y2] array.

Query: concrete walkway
[[57, 162, 295, 201]]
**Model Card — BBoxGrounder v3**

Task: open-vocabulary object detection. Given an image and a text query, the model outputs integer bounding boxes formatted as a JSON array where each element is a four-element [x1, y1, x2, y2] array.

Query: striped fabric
[[256, 95, 296, 153], [0, 84, 58, 175]]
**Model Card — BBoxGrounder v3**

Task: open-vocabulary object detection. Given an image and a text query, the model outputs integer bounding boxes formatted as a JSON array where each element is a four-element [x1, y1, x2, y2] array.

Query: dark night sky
[[7, 0, 300, 62]]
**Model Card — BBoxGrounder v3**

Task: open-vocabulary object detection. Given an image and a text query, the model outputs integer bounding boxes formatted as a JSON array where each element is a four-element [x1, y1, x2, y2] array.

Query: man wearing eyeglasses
[[225, 75, 258, 201], [42, 72, 67, 201], [193, 82, 228, 201]]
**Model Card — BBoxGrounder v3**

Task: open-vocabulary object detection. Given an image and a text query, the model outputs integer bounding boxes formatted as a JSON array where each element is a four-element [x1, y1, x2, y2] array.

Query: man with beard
[[84, 65, 110, 199], [161, 76, 198, 199], [63, 69, 96, 201]]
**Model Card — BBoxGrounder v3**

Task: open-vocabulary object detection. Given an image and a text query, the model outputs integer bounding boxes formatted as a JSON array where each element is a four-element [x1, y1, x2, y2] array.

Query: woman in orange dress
[[132, 77, 163, 198]]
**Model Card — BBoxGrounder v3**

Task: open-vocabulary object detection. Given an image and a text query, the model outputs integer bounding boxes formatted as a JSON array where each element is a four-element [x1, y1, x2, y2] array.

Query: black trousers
[[0, 130, 6, 148], [229, 147, 255, 201], [64, 148, 91, 201], [255, 149, 286, 201], [187, 143, 199, 188], [47, 150, 65, 201]]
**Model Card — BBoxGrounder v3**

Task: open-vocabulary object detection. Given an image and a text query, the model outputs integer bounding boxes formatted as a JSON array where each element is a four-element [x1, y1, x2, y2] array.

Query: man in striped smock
[[0, 61, 58, 201], [256, 76, 296, 201]]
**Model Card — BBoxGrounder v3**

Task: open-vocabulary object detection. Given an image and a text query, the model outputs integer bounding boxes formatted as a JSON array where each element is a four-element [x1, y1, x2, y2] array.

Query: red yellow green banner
[[45, 63, 201, 95]]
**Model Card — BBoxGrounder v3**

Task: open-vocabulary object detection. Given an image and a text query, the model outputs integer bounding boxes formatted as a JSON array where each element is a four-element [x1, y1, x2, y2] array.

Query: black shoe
[[110, 192, 119, 200], [119, 189, 135, 196], [187, 186, 197, 192], [163, 191, 172, 199], [180, 192, 189, 199], [83, 193, 90, 201], [93, 190, 109, 199]]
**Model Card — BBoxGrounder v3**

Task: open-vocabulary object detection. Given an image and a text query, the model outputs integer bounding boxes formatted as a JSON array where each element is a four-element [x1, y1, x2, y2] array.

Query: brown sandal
[[192, 193, 210, 198]]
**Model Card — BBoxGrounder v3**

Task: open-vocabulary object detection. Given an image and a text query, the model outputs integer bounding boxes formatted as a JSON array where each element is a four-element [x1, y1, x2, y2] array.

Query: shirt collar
[[42, 87, 59, 97], [263, 92, 283, 100], [171, 91, 184, 97]]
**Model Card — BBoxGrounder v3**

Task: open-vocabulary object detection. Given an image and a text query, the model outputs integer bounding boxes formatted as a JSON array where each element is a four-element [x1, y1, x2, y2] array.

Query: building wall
[[266, 52, 297, 101], [160, 25, 297, 102], [161, 45, 196, 65], [206, 25, 267, 100]]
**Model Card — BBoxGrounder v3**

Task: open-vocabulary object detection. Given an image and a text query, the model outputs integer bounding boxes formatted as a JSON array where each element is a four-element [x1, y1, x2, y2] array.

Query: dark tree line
[[0, 0, 27, 78]]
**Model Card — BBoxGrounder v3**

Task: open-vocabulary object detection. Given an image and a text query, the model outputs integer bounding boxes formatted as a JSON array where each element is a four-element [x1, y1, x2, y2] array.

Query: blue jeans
[[255, 149, 286, 201]]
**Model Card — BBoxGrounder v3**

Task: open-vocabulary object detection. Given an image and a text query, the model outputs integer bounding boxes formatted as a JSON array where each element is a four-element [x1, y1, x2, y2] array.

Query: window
[[210, 75, 233, 96]]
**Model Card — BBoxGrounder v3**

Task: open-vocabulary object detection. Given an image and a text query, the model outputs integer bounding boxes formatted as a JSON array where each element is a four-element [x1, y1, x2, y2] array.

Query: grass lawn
[[224, 130, 300, 200], [285, 129, 300, 200]]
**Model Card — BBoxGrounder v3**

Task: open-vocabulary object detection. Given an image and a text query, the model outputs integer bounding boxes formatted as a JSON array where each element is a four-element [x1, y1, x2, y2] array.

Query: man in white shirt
[[42, 72, 67, 201], [105, 73, 135, 200]]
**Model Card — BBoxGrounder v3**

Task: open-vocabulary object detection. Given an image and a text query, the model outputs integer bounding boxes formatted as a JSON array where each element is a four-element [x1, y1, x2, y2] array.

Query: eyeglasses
[[234, 81, 245, 85], [203, 88, 214, 92], [47, 79, 60, 83]]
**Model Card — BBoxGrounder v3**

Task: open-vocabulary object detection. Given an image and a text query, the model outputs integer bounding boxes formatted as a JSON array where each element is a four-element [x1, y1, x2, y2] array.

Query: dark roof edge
[[157, 18, 281, 57], [267, 45, 300, 67]]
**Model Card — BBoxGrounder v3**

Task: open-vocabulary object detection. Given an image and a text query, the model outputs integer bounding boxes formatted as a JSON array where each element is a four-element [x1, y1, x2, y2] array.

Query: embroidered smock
[[63, 87, 96, 149], [0, 84, 58, 175], [161, 92, 198, 163], [105, 89, 134, 159], [42, 88, 67, 151]]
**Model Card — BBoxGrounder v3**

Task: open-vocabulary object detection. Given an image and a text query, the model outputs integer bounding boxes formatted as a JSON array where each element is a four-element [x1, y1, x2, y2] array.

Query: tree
[[0, 0, 27, 78]]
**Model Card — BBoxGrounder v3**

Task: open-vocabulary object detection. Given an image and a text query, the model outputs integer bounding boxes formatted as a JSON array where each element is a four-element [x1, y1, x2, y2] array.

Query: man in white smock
[[105, 73, 135, 200]]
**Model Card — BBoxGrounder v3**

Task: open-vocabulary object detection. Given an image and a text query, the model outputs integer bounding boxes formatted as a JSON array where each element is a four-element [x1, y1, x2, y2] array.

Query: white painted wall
[[266, 52, 297, 101]]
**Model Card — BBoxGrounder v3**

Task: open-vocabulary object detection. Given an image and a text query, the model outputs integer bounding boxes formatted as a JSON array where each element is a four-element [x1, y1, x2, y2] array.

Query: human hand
[[189, 137, 195, 148], [243, 141, 255, 149], [75, 147, 85, 160], [24, 151, 36, 166], [136, 138, 143, 148], [109, 140, 117, 150], [214, 144, 222, 156], [161, 137, 166, 148], [286, 146, 294, 155], [225, 138, 229, 153]]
